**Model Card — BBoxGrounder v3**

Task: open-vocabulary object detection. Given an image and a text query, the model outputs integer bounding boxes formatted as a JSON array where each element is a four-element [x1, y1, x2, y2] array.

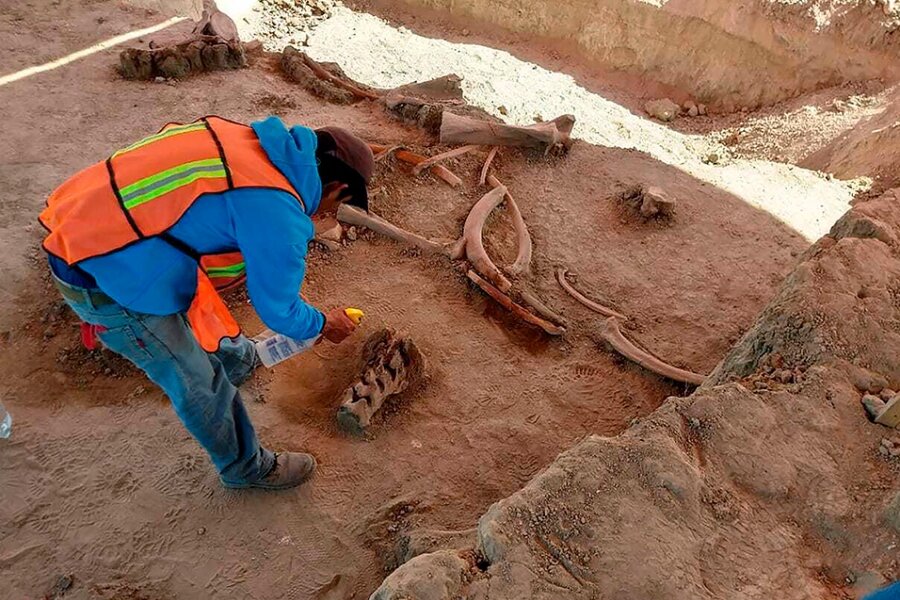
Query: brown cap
[[315, 127, 374, 211]]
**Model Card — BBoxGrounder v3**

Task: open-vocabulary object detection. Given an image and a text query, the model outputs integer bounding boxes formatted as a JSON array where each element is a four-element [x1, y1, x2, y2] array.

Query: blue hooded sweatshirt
[[48, 116, 326, 341]]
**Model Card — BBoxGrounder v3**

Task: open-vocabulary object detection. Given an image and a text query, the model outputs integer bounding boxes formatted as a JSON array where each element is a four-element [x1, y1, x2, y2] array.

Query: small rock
[[831, 99, 848, 113], [862, 394, 887, 420], [881, 438, 900, 458], [754, 380, 769, 391], [722, 132, 740, 146], [684, 101, 698, 117], [44, 327, 57, 339], [318, 239, 341, 252], [639, 186, 677, 218], [315, 217, 343, 243], [198, 526, 206, 535], [47, 574, 74, 599], [876, 396, 900, 428], [498, 105, 508, 116], [698, 103, 708, 115], [644, 98, 680, 122], [880, 388, 896, 402], [461, 28, 471, 36], [704, 152, 721, 165], [243, 39, 263, 55], [849, 368, 889, 394], [347, 226, 358, 241], [154, 76, 165, 83], [886, 491, 900, 533], [775, 369, 794, 384]]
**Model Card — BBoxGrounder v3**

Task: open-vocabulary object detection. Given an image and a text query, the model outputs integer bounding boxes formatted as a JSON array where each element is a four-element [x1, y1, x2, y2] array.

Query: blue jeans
[[55, 276, 274, 486]]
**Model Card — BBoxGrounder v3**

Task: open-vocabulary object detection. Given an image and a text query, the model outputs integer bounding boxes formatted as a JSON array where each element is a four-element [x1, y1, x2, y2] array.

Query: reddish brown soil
[[0, 2, 817, 598]]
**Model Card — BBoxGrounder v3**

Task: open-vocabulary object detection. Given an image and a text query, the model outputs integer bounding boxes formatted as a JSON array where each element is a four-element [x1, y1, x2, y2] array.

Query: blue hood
[[251, 116, 322, 216]]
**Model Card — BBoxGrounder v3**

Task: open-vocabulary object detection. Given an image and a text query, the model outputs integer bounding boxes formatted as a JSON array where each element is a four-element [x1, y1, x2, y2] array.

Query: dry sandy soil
[[0, 1, 898, 599]]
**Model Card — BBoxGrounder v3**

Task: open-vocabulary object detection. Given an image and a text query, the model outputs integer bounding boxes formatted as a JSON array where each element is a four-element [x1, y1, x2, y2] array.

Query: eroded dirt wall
[[379, 0, 900, 109]]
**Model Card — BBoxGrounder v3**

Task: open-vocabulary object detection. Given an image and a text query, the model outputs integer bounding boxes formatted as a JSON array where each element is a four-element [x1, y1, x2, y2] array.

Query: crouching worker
[[39, 116, 374, 490]]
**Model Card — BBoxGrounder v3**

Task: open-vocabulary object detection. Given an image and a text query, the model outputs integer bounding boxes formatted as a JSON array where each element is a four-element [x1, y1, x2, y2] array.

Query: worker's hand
[[321, 307, 357, 344]]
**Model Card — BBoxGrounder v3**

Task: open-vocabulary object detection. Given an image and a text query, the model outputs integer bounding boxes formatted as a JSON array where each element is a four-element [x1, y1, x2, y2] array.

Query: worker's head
[[314, 127, 374, 215]]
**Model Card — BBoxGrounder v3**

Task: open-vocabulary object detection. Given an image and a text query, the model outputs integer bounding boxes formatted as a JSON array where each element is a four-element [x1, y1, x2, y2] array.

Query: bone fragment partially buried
[[337, 329, 426, 434]]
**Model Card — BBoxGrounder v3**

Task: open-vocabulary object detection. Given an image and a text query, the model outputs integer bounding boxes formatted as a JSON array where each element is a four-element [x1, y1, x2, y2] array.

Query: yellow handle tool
[[344, 308, 365, 325]]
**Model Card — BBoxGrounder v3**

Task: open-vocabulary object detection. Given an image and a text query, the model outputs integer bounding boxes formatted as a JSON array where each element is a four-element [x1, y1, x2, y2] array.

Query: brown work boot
[[247, 452, 317, 490]]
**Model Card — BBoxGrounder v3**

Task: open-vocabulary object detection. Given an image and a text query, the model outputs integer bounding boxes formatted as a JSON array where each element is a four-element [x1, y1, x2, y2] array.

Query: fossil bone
[[487, 174, 531, 276], [463, 186, 513, 292], [337, 328, 426, 434], [368, 143, 462, 188], [337, 204, 447, 255], [599, 318, 705, 385], [556, 268, 627, 320], [412, 145, 481, 175], [467, 271, 565, 336], [298, 51, 380, 100], [479, 146, 498, 185], [440, 112, 576, 151]]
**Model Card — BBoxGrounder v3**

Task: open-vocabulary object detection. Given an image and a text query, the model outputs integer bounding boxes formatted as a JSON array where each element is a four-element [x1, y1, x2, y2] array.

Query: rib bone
[[412, 145, 480, 175], [557, 268, 627, 320], [368, 143, 462, 188], [463, 186, 513, 292], [467, 271, 565, 336], [487, 174, 531, 276], [600, 318, 705, 385]]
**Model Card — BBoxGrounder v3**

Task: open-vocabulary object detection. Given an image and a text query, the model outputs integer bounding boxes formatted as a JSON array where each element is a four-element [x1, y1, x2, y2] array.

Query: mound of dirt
[[371, 189, 900, 599]]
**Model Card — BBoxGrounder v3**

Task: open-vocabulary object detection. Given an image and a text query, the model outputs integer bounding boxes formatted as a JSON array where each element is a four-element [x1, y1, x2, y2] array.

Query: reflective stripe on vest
[[41, 116, 302, 264], [205, 260, 245, 278], [201, 251, 247, 291], [113, 122, 209, 158], [120, 158, 227, 210]]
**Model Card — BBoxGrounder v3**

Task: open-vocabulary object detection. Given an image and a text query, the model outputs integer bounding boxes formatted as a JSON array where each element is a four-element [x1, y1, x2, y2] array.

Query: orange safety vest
[[40, 116, 304, 352]]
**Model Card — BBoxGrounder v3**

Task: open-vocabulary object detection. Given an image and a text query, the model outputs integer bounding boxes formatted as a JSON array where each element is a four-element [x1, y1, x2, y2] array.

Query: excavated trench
[[355, 0, 900, 111]]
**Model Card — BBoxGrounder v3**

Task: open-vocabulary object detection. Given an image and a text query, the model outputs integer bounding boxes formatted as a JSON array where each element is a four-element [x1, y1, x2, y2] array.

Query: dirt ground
[[0, 1, 896, 599]]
